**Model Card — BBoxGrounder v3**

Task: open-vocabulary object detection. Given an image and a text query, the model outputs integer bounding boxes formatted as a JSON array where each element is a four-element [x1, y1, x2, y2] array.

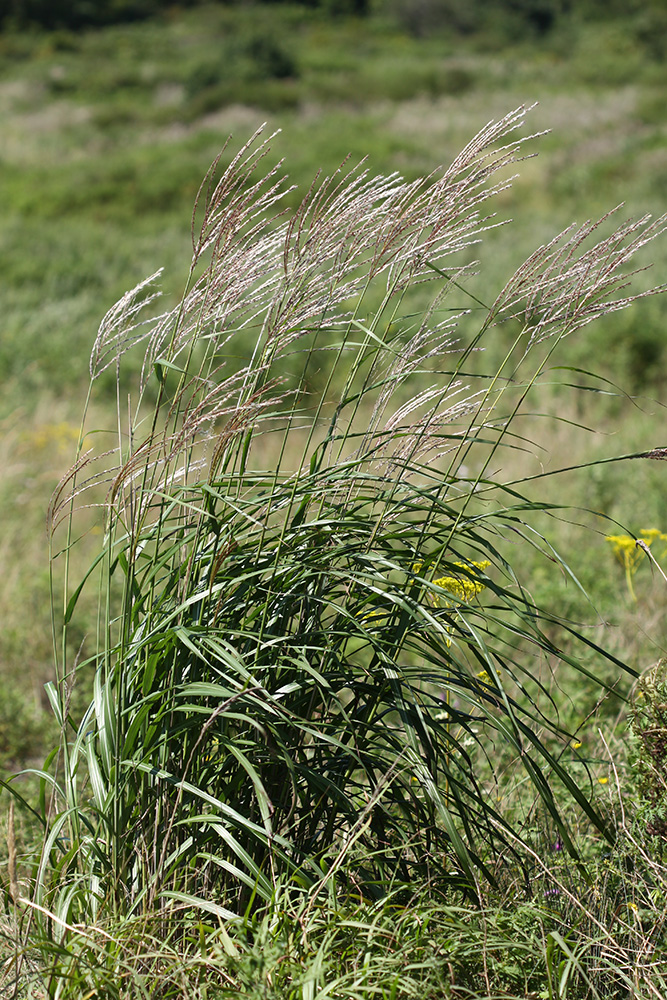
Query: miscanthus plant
[[5, 106, 667, 989]]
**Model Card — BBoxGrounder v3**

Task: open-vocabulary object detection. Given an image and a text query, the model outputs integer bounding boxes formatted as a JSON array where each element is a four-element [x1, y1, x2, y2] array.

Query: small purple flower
[[553, 839, 563, 852], [544, 887, 561, 898]]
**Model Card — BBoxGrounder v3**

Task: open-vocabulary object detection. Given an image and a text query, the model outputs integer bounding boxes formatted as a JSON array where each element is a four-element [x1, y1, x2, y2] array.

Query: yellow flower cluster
[[605, 534, 643, 577], [605, 529, 667, 599], [638, 528, 667, 555], [606, 528, 667, 562], [431, 560, 491, 608], [411, 559, 490, 646]]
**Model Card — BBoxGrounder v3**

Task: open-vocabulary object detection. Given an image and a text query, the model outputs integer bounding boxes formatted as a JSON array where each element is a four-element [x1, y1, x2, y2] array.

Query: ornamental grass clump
[[7, 107, 667, 981]]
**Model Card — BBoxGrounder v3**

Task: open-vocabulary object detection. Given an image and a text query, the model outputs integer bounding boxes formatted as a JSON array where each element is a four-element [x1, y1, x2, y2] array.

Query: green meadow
[[1, 3, 667, 996]]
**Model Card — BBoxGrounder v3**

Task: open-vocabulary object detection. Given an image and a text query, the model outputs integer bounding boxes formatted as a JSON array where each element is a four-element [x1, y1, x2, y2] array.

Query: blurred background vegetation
[[0, 0, 665, 799]]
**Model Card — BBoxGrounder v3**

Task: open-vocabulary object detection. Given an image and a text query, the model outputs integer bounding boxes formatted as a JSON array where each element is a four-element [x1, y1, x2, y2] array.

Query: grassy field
[[1, 4, 667, 997]]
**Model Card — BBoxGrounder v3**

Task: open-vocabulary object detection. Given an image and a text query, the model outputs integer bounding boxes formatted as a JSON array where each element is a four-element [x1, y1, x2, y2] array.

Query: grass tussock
[[2, 105, 667, 998]]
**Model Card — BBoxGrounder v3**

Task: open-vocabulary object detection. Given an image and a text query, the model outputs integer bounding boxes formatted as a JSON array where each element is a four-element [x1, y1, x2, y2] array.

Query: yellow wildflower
[[413, 559, 490, 644], [606, 534, 644, 600], [640, 528, 667, 560], [431, 560, 491, 608], [606, 534, 641, 567], [606, 529, 667, 598], [640, 529, 662, 542]]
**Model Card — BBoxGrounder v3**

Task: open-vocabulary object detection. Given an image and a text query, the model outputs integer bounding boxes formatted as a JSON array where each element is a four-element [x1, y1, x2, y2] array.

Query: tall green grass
[[4, 105, 667, 997]]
